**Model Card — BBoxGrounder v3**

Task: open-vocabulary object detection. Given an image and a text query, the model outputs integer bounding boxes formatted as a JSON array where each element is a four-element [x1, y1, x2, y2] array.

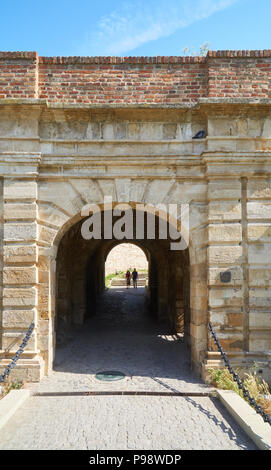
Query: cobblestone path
[[0, 287, 257, 450]]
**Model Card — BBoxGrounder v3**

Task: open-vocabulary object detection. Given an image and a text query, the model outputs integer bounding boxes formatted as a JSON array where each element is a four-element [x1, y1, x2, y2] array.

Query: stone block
[[127, 123, 141, 140], [143, 179, 174, 206], [4, 222, 37, 242], [208, 223, 242, 242], [70, 179, 103, 205], [97, 179, 117, 201], [2, 331, 36, 352], [247, 202, 271, 220], [140, 123, 162, 140], [3, 286, 37, 307], [129, 180, 148, 204], [189, 203, 207, 230], [208, 180, 241, 200], [208, 266, 243, 286], [249, 312, 271, 330], [4, 202, 37, 220], [115, 178, 131, 203], [227, 313, 243, 328], [249, 267, 271, 287], [3, 244, 37, 263], [209, 333, 243, 352], [208, 202, 241, 222], [38, 224, 57, 245], [248, 244, 271, 265], [38, 203, 70, 228], [248, 224, 271, 242], [4, 180, 37, 200], [190, 323, 207, 341], [247, 179, 271, 200], [209, 311, 226, 327], [208, 245, 242, 265], [249, 333, 271, 351], [164, 181, 207, 204], [249, 288, 271, 308], [3, 266, 37, 285], [209, 287, 243, 308], [37, 334, 50, 352], [38, 181, 84, 216], [2, 309, 37, 328]]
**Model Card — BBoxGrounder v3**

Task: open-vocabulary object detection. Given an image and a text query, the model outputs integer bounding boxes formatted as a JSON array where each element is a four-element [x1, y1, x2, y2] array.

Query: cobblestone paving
[[0, 394, 257, 450], [36, 287, 212, 394], [0, 288, 257, 450]]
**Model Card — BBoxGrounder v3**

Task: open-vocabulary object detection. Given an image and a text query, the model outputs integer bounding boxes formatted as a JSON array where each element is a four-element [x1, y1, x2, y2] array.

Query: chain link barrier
[[208, 322, 271, 426], [0, 322, 35, 383]]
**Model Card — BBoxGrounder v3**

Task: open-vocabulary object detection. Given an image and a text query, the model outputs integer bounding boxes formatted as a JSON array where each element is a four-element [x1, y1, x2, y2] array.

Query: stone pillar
[[247, 178, 271, 375], [206, 177, 243, 367], [37, 245, 57, 375], [0, 156, 44, 381]]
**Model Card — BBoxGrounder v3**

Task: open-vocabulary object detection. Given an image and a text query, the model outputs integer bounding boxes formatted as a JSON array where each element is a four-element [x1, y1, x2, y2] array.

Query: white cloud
[[83, 0, 239, 55]]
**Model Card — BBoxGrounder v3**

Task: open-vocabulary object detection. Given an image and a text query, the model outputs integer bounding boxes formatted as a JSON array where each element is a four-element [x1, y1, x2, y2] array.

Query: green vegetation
[[207, 366, 271, 417], [105, 271, 125, 288], [0, 379, 23, 399], [105, 269, 149, 288]]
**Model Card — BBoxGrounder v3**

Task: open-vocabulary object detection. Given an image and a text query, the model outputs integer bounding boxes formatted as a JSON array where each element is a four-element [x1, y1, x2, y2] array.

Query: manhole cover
[[95, 371, 126, 382]]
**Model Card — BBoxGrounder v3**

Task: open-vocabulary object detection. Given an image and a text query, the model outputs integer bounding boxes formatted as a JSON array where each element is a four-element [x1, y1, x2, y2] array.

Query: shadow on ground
[[38, 288, 210, 393]]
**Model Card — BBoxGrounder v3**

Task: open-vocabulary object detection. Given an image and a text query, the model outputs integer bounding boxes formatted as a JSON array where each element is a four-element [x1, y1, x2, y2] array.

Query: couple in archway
[[126, 268, 138, 289]]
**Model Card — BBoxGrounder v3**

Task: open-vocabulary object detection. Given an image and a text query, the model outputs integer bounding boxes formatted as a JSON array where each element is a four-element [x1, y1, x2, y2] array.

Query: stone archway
[[53, 206, 193, 358]]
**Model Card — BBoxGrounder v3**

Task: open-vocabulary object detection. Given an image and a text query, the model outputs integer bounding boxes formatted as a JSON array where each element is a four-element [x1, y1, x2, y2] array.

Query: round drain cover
[[95, 371, 125, 382]]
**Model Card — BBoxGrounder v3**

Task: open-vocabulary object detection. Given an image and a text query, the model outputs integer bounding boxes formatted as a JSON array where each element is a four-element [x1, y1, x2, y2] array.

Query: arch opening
[[54, 207, 192, 376]]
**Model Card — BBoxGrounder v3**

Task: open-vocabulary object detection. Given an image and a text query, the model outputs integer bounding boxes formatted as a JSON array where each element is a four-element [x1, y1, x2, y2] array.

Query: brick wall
[[38, 56, 207, 104], [208, 51, 271, 99], [0, 50, 271, 104], [0, 52, 38, 99]]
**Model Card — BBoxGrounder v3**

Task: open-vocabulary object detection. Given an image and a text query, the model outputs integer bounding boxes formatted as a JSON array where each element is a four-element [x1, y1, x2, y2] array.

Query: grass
[[207, 366, 271, 418], [0, 379, 23, 400]]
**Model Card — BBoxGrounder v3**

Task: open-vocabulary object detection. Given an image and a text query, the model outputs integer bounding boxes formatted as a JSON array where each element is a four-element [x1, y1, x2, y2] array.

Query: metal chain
[[208, 322, 271, 426], [0, 322, 35, 383]]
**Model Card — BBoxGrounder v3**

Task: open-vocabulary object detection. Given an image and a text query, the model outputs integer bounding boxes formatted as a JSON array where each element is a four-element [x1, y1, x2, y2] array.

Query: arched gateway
[[0, 50, 271, 384]]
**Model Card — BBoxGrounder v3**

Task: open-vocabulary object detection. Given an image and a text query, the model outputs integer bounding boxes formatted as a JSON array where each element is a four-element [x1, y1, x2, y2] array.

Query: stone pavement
[[0, 288, 257, 450]]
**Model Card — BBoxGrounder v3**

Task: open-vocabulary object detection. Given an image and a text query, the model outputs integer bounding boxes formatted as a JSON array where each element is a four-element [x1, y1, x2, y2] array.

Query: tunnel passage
[[55, 208, 191, 353]]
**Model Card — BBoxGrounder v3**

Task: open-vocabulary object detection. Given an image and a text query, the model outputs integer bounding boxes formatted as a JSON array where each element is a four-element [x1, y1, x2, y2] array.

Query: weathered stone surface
[[208, 266, 243, 286], [3, 266, 37, 285], [247, 202, 271, 220], [4, 222, 37, 242], [247, 180, 271, 199], [208, 180, 241, 200], [3, 244, 37, 264], [208, 246, 242, 265], [2, 309, 37, 328], [208, 202, 241, 222], [209, 287, 243, 308], [249, 268, 271, 287], [4, 203, 37, 220], [247, 224, 271, 242], [1, 51, 271, 384], [2, 331, 36, 352], [248, 244, 271, 265], [4, 180, 37, 200], [208, 224, 242, 242], [3, 287, 38, 307]]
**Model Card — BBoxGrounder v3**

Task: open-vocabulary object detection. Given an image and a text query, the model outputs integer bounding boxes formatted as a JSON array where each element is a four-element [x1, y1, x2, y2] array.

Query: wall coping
[[1, 49, 271, 63]]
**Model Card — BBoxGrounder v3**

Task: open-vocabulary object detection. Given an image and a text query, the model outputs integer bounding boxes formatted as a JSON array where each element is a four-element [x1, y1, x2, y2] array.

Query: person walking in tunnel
[[132, 268, 138, 289], [126, 270, 131, 288]]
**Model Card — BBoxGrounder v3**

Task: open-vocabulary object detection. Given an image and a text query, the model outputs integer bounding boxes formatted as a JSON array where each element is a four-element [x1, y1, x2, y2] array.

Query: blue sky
[[0, 0, 270, 57]]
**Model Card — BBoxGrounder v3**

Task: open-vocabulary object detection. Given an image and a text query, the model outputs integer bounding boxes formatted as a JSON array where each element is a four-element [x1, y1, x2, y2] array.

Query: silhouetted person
[[126, 270, 131, 288], [132, 268, 138, 288]]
